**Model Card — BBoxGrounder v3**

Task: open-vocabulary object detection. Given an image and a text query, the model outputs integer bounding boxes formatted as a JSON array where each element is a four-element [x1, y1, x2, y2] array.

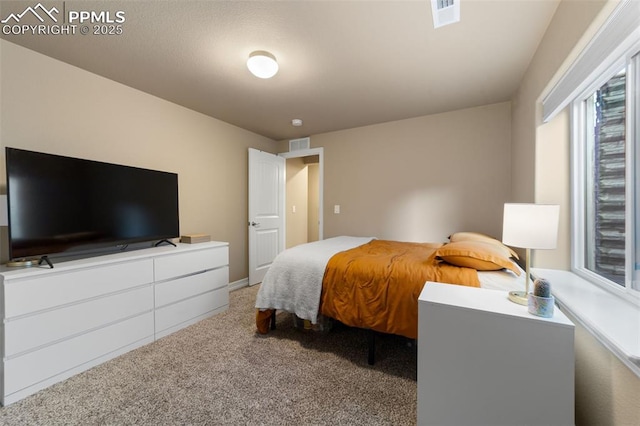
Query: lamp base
[[508, 290, 528, 305]]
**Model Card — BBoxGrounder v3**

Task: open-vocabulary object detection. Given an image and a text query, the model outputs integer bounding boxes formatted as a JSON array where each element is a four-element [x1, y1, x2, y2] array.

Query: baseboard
[[229, 277, 249, 292]]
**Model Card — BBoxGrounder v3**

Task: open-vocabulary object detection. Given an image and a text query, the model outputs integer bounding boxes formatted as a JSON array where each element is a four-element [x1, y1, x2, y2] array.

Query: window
[[573, 51, 639, 297], [545, 0, 640, 372], [584, 69, 626, 285]]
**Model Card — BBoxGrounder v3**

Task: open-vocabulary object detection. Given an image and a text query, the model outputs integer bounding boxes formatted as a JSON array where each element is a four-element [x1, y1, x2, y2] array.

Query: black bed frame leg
[[368, 329, 375, 365], [270, 310, 277, 330]]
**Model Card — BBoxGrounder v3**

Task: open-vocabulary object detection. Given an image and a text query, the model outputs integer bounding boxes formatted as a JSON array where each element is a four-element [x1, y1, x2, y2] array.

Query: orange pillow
[[449, 231, 519, 260], [436, 240, 521, 275]]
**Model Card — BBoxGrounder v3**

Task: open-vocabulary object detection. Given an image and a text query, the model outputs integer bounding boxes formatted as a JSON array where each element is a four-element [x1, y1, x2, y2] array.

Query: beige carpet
[[0, 284, 417, 425]]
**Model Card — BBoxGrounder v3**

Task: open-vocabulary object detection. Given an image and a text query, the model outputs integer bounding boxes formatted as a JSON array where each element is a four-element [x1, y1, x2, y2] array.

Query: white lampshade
[[247, 51, 278, 79], [0, 195, 7, 226], [502, 203, 559, 249]]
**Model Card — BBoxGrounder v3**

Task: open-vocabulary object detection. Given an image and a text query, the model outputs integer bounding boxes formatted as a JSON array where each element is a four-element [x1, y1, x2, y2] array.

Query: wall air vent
[[431, 0, 460, 29], [289, 137, 310, 152]]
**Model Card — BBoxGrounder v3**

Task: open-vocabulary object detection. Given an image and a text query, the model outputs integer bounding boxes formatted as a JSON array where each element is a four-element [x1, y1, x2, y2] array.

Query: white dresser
[[418, 282, 575, 426], [0, 241, 229, 406]]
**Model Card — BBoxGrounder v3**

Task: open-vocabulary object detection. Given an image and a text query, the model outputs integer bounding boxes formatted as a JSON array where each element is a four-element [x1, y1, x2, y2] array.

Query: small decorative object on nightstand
[[528, 278, 555, 317]]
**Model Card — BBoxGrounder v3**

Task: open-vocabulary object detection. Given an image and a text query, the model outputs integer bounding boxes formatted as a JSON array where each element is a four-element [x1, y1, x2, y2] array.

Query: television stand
[[0, 241, 229, 406], [154, 239, 177, 247]]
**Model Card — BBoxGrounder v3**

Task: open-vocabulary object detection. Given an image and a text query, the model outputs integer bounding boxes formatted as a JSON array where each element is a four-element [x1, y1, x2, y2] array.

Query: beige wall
[[535, 108, 571, 269], [280, 102, 512, 243], [571, 311, 640, 426], [511, 0, 609, 205], [0, 40, 277, 282], [512, 0, 640, 423], [307, 163, 319, 242], [285, 157, 308, 248]]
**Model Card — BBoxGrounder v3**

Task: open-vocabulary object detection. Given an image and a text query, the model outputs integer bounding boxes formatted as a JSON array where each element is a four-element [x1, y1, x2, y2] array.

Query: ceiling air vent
[[289, 137, 310, 152], [431, 0, 460, 29]]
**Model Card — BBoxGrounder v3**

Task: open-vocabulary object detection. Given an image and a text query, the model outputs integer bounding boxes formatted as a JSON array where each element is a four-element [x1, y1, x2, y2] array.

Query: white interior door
[[248, 148, 285, 285]]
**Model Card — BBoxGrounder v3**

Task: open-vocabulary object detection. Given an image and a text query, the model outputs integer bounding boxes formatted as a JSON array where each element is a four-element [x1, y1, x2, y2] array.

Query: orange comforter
[[319, 239, 480, 339]]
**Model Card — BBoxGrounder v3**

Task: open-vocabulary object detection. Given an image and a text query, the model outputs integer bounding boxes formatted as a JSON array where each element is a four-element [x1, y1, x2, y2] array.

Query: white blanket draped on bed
[[255, 236, 374, 323]]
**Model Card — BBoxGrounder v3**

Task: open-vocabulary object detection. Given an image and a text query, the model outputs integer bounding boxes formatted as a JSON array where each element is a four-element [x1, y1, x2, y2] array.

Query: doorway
[[280, 148, 324, 249]]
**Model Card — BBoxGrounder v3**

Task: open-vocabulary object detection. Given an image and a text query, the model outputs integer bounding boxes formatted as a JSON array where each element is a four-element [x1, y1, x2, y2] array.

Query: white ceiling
[[1, 0, 560, 141]]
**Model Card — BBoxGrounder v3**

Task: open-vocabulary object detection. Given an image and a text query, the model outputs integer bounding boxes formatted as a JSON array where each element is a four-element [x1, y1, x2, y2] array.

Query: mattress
[[478, 267, 526, 292], [256, 237, 526, 338]]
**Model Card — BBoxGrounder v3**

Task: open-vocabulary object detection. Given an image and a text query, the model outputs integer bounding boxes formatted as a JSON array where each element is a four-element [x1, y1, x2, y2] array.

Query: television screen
[[5, 148, 179, 261]]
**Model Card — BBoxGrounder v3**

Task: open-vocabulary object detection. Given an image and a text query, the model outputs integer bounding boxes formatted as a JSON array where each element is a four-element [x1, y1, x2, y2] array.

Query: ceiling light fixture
[[247, 51, 278, 79], [291, 119, 303, 127]]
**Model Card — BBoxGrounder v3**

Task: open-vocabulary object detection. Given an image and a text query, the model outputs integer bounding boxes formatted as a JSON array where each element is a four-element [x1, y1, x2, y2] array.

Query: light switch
[[334, 205, 340, 214], [292, 205, 296, 213]]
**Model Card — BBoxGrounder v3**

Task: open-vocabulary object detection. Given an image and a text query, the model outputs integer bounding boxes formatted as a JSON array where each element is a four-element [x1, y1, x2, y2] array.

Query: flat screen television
[[5, 147, 179, 262]]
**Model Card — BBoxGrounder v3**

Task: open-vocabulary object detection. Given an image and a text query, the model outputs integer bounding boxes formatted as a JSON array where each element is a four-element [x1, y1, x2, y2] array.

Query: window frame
[[570, 44, 640, 304], [632, 51, 640, 291], [542, 0, 640, 373]]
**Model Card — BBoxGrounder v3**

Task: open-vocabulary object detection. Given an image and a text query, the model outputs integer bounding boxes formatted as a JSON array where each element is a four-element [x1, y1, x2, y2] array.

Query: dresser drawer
[[155, 286, 228, 335], [3, 259, 153, 318], [4, 311, 154, 396], [155, 267, 228, 308], [4, 286, 153, 357], [154, 246, 228, 281]]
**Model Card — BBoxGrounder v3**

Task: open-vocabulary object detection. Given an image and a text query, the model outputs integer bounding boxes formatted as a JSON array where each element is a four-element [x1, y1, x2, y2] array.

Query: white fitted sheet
[[478, 265, 526, 292]]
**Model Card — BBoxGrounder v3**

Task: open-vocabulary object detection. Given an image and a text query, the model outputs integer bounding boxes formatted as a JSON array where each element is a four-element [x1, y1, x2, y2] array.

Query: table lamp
[[502, 203, 560, 305]]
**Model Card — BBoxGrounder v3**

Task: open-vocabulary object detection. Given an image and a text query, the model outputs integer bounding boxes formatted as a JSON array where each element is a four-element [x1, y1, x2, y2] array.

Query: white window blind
[[542, 0, 640, 123]]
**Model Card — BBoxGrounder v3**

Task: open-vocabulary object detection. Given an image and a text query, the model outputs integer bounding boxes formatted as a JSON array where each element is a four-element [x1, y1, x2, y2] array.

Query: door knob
[[249, 221, 260, 227]]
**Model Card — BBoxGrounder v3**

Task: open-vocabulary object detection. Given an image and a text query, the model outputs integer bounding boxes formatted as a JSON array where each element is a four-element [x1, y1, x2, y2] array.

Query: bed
[[255, 233, 524, 363]]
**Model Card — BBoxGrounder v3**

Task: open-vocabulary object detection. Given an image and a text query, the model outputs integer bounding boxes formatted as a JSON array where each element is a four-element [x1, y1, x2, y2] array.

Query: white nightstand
[[417, 282, 575, 426]]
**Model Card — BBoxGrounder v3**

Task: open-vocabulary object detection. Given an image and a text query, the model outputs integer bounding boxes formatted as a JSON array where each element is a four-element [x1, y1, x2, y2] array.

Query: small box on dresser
[[180, 234, 211, 244]]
